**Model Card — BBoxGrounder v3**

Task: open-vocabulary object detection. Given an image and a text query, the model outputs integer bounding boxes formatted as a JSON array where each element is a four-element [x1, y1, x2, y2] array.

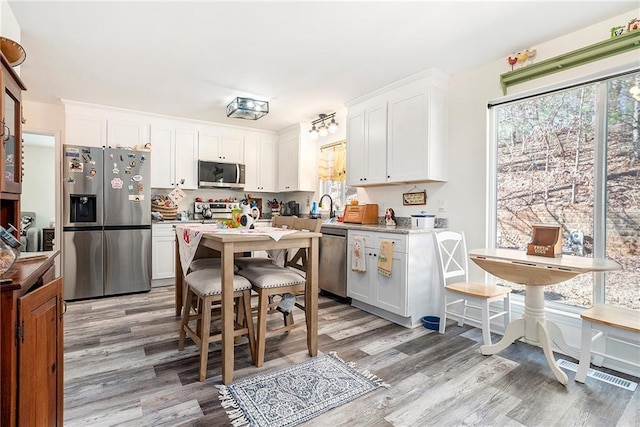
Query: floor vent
[[557, 359, 638, 391]]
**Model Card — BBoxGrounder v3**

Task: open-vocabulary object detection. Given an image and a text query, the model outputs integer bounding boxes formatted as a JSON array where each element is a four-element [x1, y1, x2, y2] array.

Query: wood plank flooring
[[63, 286, 639, 426]]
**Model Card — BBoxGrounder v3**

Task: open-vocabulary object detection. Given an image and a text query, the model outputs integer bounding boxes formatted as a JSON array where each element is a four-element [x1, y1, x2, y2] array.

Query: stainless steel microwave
[[198, 161, 245, 189]]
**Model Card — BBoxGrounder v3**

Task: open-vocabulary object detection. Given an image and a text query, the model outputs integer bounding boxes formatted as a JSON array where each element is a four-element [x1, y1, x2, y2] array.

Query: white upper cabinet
[[150, 119, 198, 189], [244, 132, 277, 192], [105, 114, 150, 149], [65, 103, 107, 147], [345, 68, 450, 186], [387, 78, 448, 182], [277, 124, 317, 192], [346, 97, 387, 186], [198, 125, 244, 163], [65, 102, 150, 148]]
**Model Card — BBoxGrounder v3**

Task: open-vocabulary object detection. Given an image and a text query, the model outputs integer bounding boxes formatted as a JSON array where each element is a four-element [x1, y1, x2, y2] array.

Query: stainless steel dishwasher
[[319, 225, 348, 298]]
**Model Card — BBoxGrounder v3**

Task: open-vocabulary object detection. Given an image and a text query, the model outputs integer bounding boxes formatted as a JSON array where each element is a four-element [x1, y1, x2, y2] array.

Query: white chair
[[435, 231, 511, 346], [575, 304, 640, 383]]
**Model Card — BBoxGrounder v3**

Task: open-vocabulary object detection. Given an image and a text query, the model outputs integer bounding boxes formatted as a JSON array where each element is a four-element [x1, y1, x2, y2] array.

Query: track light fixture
[[309, 113, 338, 140]]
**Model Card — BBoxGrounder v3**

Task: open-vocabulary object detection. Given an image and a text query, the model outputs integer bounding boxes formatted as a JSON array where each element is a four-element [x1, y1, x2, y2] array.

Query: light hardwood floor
[[63, 286, 639, 426]]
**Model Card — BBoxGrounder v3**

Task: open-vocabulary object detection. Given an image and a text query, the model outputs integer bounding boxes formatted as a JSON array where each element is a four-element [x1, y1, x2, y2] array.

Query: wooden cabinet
[[278, 124, 316, 192], [244, 132, 277, 192], [149, 119, 198, 189], [1, 252, 63, 426], [1, 54, 26, 236], [198, 125, 244, 163], [345, 68, 449, 186], [152, 223, 176, 284], [347, 230, 441, 328]]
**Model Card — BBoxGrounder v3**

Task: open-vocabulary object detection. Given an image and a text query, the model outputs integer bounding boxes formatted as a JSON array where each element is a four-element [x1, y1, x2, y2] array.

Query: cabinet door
[[244, 135, 276, 192], [373, 250, 407, 316], [243, 136, 259, 192], [18, 277, 63, 426], [107, 117, 150, 148], [65, 112, 107, 148], [387, 86, 429, 183], [150, 123, 175, 188], [2, 69, 23, 194], [198, 127, 222, 161], [258, 137, 277, 192], [152, 235, 176, 279], [364, 102, 388, 184], [221, 133, 244, 163], [346, 109, 365, 186], [174, 127, 198, 189], [199, 128, 244, 163], [278, 135, 298, 192], [347, 243, 371, 303]]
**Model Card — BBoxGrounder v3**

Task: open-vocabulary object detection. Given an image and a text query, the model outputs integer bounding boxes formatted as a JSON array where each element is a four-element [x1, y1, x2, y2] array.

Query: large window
[[491, 70, 639, 310]]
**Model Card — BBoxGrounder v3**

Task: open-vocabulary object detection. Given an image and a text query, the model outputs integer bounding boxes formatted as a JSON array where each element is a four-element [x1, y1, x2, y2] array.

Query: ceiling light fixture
[[309, 113, 338, 140], [226, 97, 269, 120]]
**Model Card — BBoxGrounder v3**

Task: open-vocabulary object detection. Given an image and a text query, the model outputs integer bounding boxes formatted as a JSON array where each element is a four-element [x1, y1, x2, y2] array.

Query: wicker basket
[[152, 204, 178, 220]]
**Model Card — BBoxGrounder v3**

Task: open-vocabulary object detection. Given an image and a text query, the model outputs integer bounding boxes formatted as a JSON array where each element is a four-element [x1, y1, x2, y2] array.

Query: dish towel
[[351, 236, 366, 272], [377, 240, 393, 277]]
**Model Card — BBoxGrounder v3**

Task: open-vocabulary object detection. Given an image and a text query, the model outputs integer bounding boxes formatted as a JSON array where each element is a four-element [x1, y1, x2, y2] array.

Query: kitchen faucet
[[319, 194, 335, 218]]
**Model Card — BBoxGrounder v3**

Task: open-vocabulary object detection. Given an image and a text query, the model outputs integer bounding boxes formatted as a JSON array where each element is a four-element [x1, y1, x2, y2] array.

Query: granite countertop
[[320, 221, 441, 235]]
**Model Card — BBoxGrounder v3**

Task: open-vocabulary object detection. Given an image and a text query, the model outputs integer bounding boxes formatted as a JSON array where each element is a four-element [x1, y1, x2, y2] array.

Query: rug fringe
[[329, 351, 391, 388], [361, 369, 391, 389], [217, 385, 250, 426]]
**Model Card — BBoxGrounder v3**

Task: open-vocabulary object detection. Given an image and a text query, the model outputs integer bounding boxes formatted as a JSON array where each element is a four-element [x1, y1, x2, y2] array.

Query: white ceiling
[[7, 1, 638, 132]]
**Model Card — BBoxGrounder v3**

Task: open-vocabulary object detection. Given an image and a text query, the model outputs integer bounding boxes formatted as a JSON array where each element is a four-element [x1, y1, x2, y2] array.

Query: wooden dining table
[[174, 225, 322, 384], [468, 248, 621, 385]]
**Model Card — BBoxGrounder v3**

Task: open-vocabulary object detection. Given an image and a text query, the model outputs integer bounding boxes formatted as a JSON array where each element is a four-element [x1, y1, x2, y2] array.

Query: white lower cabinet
[[347, 230, 441, 328], [152, 223, 176, 286]]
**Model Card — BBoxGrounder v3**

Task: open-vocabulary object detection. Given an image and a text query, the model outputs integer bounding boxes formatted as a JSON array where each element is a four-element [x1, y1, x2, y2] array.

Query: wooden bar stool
[[177, 269, 256, 381], [575, 304, 640, 383], [237, 217, 322, 367]]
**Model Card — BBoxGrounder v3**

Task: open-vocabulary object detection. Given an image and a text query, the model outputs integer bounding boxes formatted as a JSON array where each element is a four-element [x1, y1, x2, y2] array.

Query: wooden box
[[343, 204, 379, 224], [527, 224, 562, 257]]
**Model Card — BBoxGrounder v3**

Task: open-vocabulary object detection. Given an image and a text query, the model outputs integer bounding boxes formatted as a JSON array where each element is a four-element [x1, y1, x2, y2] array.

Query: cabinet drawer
[[374, 234, 407, 253], [348, 230, 407, 253], [348, 231, 407, 253], [348, 231, 376, 249], [152, 224, 176, 237]]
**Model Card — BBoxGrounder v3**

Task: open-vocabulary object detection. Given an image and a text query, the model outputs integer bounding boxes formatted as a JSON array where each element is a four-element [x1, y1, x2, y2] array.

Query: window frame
[[486, 65, 639, 312]]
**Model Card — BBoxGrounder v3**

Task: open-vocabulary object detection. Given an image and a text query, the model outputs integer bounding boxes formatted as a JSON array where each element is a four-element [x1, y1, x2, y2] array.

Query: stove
[[194, 202, 240, 220]]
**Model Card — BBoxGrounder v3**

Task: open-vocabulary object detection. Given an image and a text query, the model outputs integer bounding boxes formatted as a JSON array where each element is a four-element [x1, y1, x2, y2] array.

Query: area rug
[[217, 352, 390, 427]]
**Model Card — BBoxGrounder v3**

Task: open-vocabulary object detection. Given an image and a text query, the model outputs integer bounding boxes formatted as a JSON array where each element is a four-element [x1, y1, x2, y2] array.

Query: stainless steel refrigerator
[[63, 145, 151, 300]]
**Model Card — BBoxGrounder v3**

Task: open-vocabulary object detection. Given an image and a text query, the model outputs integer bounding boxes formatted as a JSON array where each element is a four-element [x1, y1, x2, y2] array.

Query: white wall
[[22, 143, 55, 231], [1, 0, 22, 75]]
